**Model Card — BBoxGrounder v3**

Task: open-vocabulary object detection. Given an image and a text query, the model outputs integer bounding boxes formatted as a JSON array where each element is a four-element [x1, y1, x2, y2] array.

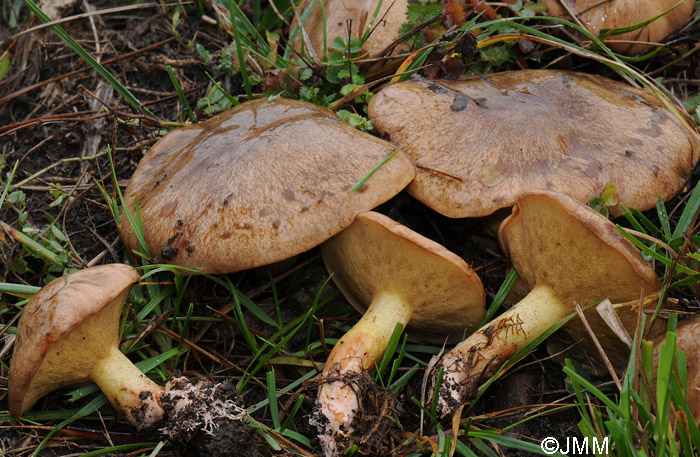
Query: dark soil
[[0, 1, 699, 456]]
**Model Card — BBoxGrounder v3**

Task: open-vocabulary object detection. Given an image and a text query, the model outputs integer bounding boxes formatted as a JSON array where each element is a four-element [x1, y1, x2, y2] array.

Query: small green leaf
[[8, 190, 25, 205], [0, 52, 11, 82]]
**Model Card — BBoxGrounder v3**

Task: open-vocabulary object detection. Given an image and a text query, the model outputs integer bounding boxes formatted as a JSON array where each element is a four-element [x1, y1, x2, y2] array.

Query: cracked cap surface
[[369, 70, 700, 218], [120, 98, 415, 274]]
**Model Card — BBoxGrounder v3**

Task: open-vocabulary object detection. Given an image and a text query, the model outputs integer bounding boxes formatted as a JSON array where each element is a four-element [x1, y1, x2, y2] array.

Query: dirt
[[310, 370, 400, 456], [0, 1, 699, 456], [159, 376, 259, 457]]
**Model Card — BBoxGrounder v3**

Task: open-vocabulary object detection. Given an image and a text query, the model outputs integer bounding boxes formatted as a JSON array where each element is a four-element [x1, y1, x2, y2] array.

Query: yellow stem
[[438, 285, 570, 415], [324, 291, 413, 375], [315, 291, 413, 455], [91, 345, 165, 428]]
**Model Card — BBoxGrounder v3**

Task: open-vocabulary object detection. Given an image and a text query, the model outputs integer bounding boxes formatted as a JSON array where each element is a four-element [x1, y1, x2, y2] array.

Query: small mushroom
[[8, 265, 247, 455], [542, 0, 695, 55], [653, 315, 700, 423], [435, 191, 660, 417], [291, 0, 409, 60], [313, 211, 485, 456], [120, 98, 415, 274], [368, 70, 700, 218]]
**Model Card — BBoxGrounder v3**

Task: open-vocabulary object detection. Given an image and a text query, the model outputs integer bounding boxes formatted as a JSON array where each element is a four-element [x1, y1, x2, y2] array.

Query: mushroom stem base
[[92, 350, 253, 456], [91, 345, 166, 428], [313, 291, 412, 456], [435, 284, 570, 417]]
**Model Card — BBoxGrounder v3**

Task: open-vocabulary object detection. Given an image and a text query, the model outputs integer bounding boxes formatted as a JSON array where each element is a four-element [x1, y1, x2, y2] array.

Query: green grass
[[565, 314, 700, 457], [1, 0, 700, 456]]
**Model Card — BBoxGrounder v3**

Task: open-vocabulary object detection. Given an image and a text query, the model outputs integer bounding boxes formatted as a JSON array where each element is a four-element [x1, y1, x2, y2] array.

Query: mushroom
[[313, 211, 485, 456], [542, 0, 695, 55], [653, 314, 700, 423], [368, 70, 700, 218], [435, 191, 661, 417], [120, 97, 415, 274], [291, 0, 409, 61], [8, 264, 247, 454]]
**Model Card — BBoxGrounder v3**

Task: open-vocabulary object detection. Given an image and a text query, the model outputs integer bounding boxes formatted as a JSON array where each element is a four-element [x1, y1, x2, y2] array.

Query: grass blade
[[376, 322, 403, 380], [266, 369, 281, 430], [479, 268, 517, 327], [349, 146, 404, 192], [227, 0, 253, 100], [166, 65, 195, 122], [673, 179, 700, 238]]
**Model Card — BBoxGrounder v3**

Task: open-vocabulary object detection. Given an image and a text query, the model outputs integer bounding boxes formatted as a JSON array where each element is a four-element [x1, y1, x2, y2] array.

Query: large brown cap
[[369, 70, 700, 218], [322, 211, 485, 344], [543, 0, 695, 55], [292, 0, 409, 60], [120, 98, 415, 274], [499, 191, 661, 368], [8, 264, 140, 418]]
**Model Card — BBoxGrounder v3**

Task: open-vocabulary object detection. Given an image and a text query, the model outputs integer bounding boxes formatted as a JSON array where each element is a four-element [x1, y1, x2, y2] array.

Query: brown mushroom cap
[[436, 191, 661, 416], [542, 0, 695, 55], [8, 264, 141, 418], [368, 70, 700, 218], [120, 98, 415, 274], [323, 211, 485, 343], [292, 0, 409, 60]]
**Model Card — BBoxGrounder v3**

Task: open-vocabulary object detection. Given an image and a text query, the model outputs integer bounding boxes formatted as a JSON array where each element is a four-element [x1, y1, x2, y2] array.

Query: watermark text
[[540, 436, 609, 455]]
